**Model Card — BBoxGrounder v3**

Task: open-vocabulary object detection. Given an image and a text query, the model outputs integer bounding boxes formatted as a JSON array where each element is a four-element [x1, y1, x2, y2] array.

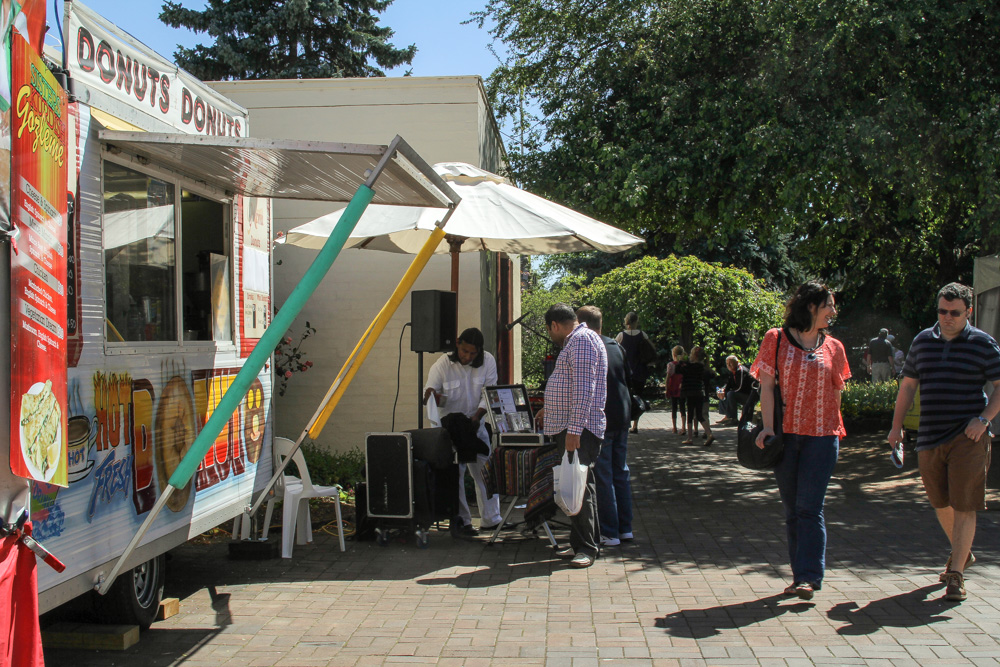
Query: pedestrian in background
[[616, 312, 656, 434], [752, 281, 850, 600], [679, 346, 715, 446], [868, 328, 894, 382], [665, 345, 686, 434], [716, 355, 754, 425], [577, 306, 634, 547]]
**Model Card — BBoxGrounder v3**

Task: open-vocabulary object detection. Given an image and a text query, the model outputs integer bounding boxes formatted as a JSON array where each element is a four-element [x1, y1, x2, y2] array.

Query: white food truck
[[1, 2, 456, 630], [0, 2, 281, 627]]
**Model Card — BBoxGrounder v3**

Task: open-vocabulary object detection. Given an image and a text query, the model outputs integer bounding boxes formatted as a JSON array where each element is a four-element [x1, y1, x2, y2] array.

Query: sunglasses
[[938, 307, 967, 318]]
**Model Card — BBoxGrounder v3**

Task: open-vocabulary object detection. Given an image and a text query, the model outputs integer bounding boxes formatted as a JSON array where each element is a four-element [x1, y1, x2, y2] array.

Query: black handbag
[[630, 393, 650, 419], [737, 332, 785, 470]]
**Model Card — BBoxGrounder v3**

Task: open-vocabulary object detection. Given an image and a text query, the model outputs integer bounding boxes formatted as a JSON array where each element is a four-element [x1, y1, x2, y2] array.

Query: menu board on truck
[[9, 32, 69, 486]]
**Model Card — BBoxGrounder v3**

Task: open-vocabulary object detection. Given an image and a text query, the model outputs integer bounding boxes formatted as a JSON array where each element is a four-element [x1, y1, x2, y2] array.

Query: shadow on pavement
[[827, 583, 957, 635], [415, 556, 564, 588], [654, 593, 814, 639], [44, 628, 222, 667]]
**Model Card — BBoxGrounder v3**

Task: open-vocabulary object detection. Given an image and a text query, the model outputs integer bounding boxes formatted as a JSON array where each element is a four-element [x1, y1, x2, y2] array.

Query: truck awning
[[98, 131, 457, 208]]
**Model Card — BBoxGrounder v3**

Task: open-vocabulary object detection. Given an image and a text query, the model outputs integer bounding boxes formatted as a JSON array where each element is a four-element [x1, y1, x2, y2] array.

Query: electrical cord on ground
[[391, 322, 411, 431], [319, 518, 356, 538]]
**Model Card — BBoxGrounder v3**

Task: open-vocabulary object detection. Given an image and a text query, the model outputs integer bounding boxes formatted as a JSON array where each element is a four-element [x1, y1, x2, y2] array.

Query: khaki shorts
[[918, 430, 992, 511]]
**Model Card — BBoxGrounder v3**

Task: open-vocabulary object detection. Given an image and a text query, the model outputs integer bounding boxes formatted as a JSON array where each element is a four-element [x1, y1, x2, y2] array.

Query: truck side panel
[[33, 111, 274, 614]]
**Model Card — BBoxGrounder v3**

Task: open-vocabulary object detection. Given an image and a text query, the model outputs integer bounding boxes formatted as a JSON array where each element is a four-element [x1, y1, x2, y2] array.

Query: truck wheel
[[94, 554, 165, 630]]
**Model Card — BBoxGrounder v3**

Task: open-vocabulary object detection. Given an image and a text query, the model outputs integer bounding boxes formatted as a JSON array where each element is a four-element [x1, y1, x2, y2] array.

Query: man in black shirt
[[577, 306, 634, 547], [868, 328, 894, 382]]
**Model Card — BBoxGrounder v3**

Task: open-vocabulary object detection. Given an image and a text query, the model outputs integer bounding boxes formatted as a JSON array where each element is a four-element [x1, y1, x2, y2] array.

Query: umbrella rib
[[572, 234, 600, 251]]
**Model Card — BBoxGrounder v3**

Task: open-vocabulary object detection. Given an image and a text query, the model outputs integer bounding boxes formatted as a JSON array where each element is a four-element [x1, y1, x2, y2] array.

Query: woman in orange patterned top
[[750, 281, 851, 600]]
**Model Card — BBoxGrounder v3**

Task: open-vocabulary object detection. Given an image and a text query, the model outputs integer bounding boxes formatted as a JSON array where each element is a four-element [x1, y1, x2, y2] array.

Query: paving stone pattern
[[45, 411, 1000, 666]]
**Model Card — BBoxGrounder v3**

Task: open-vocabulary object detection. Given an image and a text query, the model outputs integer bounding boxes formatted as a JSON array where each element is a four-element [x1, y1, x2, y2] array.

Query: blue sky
[[74, 0, 503, 78]]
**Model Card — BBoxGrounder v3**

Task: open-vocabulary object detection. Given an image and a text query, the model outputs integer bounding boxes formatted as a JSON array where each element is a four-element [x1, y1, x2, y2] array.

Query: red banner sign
[[9, 33, 70, 487]]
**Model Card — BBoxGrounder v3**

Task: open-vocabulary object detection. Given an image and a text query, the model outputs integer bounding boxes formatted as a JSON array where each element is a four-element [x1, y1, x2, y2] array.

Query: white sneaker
[[600, 536, 620, 546], [620, 532, 634, 541]]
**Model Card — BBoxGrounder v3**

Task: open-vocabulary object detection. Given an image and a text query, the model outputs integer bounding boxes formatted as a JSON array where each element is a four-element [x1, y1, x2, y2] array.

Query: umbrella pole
[[448, 236, 464, 295]]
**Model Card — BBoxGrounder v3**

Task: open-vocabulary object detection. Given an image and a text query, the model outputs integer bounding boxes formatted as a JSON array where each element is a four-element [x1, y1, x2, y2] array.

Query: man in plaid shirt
[[535, 303, 608, 567]]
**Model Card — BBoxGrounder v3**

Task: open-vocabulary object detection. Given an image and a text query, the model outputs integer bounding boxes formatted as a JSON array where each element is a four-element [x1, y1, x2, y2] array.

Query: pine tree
[[159, 0, 415, 80]]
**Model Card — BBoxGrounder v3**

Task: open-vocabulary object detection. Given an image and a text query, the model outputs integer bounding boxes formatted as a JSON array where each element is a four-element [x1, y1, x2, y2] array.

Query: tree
[[160, 0, 416, 80], [475, 0, 1000, 330], [582, 255, 785, 371], [541, 229, 805, 292], [518, 266, 585, 387]]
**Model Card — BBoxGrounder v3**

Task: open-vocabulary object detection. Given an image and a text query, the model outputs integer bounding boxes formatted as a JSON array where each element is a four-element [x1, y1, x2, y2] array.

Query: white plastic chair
[[262, 437, 345, 558]]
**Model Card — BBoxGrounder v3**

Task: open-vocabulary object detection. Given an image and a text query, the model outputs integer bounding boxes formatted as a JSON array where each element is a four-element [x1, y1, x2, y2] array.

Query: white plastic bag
[[552, 449, 587, 516], [426, 394, 442, 428]]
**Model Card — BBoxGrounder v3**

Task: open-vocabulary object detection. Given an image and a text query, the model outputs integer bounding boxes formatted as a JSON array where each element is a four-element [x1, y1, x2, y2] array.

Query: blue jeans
[[594, 428, 633, 539], [773, 433, 839, 587]]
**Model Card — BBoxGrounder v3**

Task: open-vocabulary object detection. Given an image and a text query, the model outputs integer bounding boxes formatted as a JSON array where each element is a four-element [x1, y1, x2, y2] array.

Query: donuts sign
[[68, 3, 246, 136]]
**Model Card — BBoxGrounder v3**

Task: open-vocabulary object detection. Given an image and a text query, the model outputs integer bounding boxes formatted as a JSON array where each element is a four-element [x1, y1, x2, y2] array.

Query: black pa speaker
[[365, 433, 413, 518], [410, 290, 457, 353]]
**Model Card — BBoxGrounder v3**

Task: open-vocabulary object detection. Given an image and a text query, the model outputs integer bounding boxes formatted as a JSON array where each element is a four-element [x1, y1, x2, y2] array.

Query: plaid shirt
[[544, 322, 608, 438]]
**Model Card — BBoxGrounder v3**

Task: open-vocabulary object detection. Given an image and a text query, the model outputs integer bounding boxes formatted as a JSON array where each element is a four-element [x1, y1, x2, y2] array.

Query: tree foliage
[[160, 0, 415, 80], [519, 267, 585, 387], [581, 255, 785, 370], [475, 0, 1000, 330]]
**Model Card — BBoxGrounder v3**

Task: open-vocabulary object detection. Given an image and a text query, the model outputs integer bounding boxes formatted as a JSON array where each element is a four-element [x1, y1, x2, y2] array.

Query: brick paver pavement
[[45, 410, 1000, 666]]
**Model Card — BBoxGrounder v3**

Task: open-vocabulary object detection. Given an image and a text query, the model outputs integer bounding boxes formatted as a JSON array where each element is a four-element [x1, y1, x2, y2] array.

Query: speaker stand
[[417, 351, 424, 428]]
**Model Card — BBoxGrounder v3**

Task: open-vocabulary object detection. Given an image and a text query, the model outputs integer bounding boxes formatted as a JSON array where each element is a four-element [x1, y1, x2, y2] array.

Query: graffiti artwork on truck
[[35, 366, 269, 523]]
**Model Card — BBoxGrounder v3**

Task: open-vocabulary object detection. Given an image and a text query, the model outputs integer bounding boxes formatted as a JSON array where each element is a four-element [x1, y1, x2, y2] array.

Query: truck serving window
[[103, 160, 231, 345]]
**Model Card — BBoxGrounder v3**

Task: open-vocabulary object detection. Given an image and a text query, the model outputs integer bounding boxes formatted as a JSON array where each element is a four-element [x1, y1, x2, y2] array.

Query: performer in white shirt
[[423, 327, 503, 534]]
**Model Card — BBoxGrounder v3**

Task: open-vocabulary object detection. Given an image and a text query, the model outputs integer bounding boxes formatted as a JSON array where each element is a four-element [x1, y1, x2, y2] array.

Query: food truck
[[1, 2, 458, 633], [1, 1, 278, 627]]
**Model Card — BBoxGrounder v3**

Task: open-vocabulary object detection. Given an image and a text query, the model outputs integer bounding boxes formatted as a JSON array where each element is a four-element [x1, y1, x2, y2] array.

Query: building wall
[[209, 76, 517, 452]]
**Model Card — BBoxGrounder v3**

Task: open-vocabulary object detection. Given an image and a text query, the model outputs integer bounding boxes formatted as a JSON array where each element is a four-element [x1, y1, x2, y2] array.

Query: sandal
[[672, 426, 678, 434], [794, 582, 816, 600], [681, 438, 693, 445], [704, 436, 716, 447], [782, 582, 799, 596]]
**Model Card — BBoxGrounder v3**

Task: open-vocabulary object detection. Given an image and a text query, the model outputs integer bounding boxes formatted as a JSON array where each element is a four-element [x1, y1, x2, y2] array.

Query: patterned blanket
[[483, 444, 561, 530]]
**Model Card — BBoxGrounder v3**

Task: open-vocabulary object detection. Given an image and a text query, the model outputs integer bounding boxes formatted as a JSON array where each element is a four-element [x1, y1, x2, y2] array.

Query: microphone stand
[[507, 317, 550, 344]]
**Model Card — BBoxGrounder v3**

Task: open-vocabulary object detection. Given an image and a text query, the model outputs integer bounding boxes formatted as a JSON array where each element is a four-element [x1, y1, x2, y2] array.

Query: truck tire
[[93, 554, 165, 630]]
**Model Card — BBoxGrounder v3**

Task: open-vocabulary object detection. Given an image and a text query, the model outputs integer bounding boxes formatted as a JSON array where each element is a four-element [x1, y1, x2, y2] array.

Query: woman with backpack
[[616, 312, 657, 433]]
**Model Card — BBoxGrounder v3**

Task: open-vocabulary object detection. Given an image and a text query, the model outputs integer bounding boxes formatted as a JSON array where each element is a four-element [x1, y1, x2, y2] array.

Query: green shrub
[[840, 380, 899, 420], [300, 442, 365, 493]]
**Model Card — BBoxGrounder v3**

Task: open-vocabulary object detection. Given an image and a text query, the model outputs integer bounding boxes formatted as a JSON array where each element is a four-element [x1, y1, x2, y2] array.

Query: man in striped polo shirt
[[888, 282, 1000, 602]]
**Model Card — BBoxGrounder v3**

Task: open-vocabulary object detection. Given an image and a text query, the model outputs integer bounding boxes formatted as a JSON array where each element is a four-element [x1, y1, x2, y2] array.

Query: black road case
[[365, 430, 458, 547]]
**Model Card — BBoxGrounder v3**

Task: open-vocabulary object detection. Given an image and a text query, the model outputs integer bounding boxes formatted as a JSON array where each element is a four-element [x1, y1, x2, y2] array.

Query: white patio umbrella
[[277, 162, 644, 290]]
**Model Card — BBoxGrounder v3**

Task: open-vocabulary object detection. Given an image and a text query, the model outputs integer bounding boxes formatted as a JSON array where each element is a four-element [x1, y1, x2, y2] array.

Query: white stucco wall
[[208, 77, 515, 453]]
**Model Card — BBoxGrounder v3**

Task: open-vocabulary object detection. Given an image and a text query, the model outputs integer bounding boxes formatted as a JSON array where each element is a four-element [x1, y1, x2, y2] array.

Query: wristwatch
[[978, 416, 990, 426]]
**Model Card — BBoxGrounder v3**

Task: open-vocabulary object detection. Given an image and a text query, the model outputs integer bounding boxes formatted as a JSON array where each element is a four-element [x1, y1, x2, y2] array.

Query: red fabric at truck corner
[[0, 526, 44, 667]]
